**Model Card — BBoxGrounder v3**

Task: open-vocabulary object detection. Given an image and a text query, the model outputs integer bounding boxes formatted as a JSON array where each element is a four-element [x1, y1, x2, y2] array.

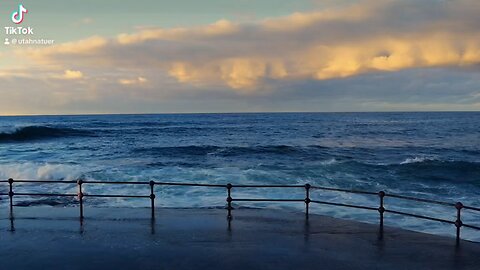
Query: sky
[[0, 0, 479, 115]]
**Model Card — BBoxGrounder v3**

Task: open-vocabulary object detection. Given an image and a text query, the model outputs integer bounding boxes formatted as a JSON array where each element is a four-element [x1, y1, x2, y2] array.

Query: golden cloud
[[118, 76, 148, 85], [23, 36, 108, 64], [62, 69, 84, 80], [16, 0, 480, 92], [117, 19, 238, 45]]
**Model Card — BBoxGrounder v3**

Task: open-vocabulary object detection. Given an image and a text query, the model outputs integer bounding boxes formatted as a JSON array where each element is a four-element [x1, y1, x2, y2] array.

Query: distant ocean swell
[[0, 126, 94, 142], [133, 145, 325, 157], [134, 146, 479, 170]]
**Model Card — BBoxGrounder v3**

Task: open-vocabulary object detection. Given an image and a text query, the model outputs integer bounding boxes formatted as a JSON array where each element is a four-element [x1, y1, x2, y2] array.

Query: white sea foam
[[400, 156, 437, 164], [0, 162, 83, 181], [320, 158, 338, 165]]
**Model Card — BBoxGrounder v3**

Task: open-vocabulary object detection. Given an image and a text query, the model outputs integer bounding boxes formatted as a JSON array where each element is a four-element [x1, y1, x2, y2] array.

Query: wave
[[320, 158, 339, 165], [346, 156, 480, 172], [133, 145, 327, 157], [86, 120, 182, 128], [382, 159, 480, 185], [400, 156, 437, 164], [0, 162, 84, 181], [396, 159, 480, 169], [395, 156, 480, 168], [0, 126, 93, 142]]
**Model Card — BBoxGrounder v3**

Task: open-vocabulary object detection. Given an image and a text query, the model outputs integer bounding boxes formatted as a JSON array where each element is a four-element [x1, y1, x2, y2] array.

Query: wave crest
[[400, 156, 437, 164], [0, 163, 83, 181], [0, 126, 93, 142]]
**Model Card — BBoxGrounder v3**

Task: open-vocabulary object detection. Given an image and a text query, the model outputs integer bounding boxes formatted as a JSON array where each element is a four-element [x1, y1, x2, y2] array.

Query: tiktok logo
[[11, 4, 28, 24]]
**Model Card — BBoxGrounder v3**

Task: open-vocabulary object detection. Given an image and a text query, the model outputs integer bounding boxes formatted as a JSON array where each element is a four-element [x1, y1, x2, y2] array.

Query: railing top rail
[[463, 205, 480, 212], [232, 198, 304, 202], [1, 179, 225, 187], [231, 184, 304, 188], [7, 180, 78, 184], [154, 182, 225, 187], [14, 192, 78, 197], [83, 180, 150, 185]]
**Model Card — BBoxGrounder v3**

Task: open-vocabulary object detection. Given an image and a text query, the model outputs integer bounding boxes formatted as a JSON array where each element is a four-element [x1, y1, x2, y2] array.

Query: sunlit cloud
[[1, 0, 479, 115], [24, 36, 108, 63], [118, 76, 148, 85], [117, 19, 239, 45], [17, 0, 480, 93], [61, 69, 84, 80]]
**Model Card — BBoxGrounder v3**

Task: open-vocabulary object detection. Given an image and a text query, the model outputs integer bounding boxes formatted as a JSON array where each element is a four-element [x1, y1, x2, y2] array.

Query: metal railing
[[0, 178, 479, 243]]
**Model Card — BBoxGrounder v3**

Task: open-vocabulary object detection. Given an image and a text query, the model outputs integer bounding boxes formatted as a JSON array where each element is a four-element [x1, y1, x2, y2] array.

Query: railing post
[[226, 183, 232, 220], [455, 202, 463, 244], [305, 184, 311, 219], [150, 181, 156, 220], [8, 178, 14, 218], [378, 191, 386, 230], [77, 180, 84, 219]]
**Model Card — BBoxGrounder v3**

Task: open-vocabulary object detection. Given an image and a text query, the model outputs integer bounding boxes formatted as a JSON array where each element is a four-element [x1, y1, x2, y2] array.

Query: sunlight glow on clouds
[[61, 70, 84, 80], [119, 76, 148, 85], [117, 19, 239, 45], [19, 0, 480, 92], [1, 0, 480, 114]]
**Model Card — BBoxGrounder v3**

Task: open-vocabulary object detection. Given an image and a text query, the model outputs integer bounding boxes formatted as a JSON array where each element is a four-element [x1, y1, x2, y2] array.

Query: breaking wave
[[396, 157, 480, 170], [0, 126, 93, 142], [400, 156, 438, 164], [0, 163, 84, 181]]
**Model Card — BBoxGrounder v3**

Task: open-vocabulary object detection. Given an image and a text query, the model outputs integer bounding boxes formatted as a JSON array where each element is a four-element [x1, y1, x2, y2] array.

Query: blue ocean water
[[0, 112, 479, 240]]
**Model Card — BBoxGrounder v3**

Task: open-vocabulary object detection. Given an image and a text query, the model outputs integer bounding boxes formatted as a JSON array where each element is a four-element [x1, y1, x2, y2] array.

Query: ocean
[[0, 112, 478, 241]]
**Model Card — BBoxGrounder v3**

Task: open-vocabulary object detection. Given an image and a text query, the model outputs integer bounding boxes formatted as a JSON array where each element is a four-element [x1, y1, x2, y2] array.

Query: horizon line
[[1, 110, 479, 117]]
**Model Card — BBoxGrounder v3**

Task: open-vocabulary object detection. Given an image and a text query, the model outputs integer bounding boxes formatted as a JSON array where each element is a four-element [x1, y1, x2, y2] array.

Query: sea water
[[0, 112, 478, 241]]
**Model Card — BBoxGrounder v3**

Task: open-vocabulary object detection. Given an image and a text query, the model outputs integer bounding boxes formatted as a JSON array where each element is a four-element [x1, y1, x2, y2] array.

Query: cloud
[[62, 69, 84, 80], [116, 19, 239, 45], [10, 0, 480, 95], [1, 66, 479, 115], [118, 76, 147, 85], [24, 36, 107, 64], [2, 0, 476, 115]]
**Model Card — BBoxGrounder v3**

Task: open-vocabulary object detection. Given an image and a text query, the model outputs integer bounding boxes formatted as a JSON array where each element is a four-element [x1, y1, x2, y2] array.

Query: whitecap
[[0, 162, 83, 181], [400, 156, 437, 164], [320, 158, 338, 165]]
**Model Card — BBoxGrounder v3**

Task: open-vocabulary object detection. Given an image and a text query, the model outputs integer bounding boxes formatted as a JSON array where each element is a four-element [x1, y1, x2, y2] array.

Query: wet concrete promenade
[[0, 207, 479, 270]]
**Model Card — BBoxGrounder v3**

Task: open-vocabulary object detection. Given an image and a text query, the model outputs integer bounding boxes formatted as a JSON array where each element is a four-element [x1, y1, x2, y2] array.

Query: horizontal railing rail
[[310, 200, 378, 211], [0, 178, 478, 244]]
